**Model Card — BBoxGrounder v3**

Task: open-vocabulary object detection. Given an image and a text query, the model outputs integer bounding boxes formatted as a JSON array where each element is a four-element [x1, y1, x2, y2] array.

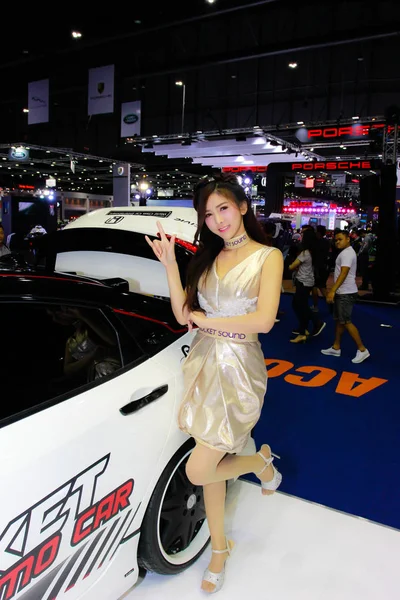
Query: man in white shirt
[[321, 230, 370, 364]]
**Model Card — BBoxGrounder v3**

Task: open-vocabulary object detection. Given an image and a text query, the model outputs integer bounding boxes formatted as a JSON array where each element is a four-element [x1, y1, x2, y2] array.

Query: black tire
[[138, 439, 210, 575]]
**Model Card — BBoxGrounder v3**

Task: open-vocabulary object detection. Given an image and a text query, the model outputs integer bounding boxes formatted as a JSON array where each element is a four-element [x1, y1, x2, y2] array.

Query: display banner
[[88, 65, 115, 115], [28, 79, 49, 125], [121, 101, 141, 137]]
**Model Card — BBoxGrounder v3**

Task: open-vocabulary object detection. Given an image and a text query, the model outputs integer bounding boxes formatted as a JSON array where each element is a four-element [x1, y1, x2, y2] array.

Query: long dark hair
[[184, 173, 268, 312], [299, 228, 317, 265]]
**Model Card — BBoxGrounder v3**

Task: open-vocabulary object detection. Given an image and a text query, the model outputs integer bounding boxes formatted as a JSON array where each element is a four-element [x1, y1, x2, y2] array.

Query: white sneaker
[[321, 347, 341, 357], [352, 349, 370, 364]]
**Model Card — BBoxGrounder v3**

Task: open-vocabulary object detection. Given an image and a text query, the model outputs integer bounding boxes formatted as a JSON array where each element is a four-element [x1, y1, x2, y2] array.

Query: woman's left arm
[[190, 250, 283, 335], [289, 258, 301, 271]]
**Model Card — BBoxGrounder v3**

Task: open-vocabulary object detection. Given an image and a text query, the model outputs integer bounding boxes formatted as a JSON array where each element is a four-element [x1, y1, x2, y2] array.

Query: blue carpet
[[248, 294, 400, 530]]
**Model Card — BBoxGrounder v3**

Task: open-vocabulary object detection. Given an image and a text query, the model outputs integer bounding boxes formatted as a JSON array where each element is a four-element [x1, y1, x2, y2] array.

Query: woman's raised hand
[[145, 221, 176, 267]]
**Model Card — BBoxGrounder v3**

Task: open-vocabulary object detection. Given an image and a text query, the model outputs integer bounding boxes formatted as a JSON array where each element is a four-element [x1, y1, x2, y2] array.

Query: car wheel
[[138, 439, 210, 575]]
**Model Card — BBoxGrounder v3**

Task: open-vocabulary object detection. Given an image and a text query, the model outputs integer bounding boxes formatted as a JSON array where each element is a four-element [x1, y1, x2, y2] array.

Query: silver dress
[[178, 246, 277, 453]]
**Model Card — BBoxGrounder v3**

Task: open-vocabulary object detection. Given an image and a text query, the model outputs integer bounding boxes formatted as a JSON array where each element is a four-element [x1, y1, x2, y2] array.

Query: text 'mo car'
[[0, 207, 256, 600]]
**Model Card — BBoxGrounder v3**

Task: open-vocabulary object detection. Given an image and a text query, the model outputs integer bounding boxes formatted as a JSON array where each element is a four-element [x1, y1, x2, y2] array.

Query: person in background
[[0, 224, 11, 259], [358, 227, 377, 291], [312, 225, 331, 311], [350, 228, 363, 255], [289, 228, 326, 343], [292, 228, 302, 243], [321, 230, 370, 364]]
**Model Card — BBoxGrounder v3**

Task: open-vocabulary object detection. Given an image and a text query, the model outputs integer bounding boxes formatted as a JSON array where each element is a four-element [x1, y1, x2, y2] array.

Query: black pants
[[292, 281, 320, 335]]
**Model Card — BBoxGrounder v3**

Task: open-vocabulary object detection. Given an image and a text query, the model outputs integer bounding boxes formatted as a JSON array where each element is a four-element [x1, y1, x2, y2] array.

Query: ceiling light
[[352, 116, 360, 120], [206, 0, 216, 3], [72, 31, 82, 39], [23, 108, 29, 113], [175, 81, 184, 86], [288, 62, 298, 69], [297, 121, 304, 125]]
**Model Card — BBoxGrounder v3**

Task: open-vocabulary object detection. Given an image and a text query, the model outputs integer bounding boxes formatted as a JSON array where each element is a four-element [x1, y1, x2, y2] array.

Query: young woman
[[145, 173, 283, 594], [289, 227, 326, 342]]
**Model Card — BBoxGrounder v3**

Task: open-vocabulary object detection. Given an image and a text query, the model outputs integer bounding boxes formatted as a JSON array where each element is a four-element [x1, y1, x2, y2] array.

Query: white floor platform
[[124, 480, 400, 600]]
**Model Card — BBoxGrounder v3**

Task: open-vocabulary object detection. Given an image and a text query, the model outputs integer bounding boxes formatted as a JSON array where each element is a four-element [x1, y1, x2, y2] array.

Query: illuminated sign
[[18, 184, 35, 190], [222, 166, 266, 173], [296, 123, 393, 143], [8, 146, 30, 161], [291, 161, 372, 171]]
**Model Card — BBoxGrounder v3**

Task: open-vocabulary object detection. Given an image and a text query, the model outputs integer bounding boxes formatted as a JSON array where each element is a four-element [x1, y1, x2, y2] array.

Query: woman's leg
[[293, 282, 310, 335], [186, 443, 274, 592], [186, 442, 274, 493], [201, 481, 229, 592], [185, 446, 230, 592], [292, 284, 302, 328]]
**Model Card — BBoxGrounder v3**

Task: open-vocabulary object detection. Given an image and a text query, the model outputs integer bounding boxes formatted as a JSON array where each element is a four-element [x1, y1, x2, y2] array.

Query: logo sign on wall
[[28, 79, 49, 125], [8, 146, 30, 161], [88, 65, 115, 115], [291, 160, 373, 171], [295, 123, 392, 143], [121, 101, 141, 137]]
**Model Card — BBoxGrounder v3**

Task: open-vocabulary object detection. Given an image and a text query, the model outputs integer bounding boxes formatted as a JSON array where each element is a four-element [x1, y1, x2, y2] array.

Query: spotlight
[[288, 62, 298, 69], [72, 31, 82, 39]]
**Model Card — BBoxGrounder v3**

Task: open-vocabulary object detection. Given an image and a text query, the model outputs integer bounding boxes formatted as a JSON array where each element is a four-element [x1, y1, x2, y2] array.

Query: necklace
[[224, 232, 249, 250]]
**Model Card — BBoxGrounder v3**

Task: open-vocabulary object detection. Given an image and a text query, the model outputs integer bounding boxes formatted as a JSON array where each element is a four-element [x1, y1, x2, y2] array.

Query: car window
[[115, 310, 186, 358], [35, 228, 193, 298], [0, 302, 123, 424]]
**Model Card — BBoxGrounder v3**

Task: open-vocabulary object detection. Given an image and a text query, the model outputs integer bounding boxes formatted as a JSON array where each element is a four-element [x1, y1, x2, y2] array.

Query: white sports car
[[0, 207, 255, 600]]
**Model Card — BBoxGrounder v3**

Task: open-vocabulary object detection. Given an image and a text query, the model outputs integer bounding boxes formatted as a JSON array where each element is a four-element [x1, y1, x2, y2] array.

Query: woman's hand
[[145, 221, 176, 267]]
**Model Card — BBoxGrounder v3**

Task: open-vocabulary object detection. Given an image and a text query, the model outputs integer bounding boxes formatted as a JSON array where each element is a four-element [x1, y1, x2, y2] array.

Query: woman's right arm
[[145, 221, 190, 326]]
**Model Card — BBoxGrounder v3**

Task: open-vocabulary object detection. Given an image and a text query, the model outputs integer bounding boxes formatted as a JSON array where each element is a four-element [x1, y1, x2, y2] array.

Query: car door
[[0, 300, 178, 600]]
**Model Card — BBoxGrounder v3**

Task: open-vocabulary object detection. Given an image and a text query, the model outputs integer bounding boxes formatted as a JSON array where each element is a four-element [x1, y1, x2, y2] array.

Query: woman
[[145, 173, 283, 593], [289, 228, 326, 342]]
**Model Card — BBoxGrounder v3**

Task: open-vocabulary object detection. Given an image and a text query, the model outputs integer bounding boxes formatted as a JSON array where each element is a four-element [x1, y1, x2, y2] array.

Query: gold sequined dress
[[178, 246, 277, 453]]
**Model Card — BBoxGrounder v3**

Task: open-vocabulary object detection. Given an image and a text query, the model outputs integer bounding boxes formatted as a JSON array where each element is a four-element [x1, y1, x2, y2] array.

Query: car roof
[[0, 271, 185, 332], [65, 206, 198, 242]]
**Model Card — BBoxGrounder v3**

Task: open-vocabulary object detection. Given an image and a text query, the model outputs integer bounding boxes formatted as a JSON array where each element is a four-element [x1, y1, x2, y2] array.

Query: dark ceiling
[[0, 0, 399, 195], [0, 0, 251, 68]]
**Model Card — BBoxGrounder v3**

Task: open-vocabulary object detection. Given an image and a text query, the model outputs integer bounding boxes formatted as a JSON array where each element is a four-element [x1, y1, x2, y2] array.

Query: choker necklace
[[224, 232, 249, 250]]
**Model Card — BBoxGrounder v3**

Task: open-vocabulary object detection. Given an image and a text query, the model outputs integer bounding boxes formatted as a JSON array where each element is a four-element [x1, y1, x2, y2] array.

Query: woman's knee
[[185, 457, 206, 486], [185, 445, 222, 486]]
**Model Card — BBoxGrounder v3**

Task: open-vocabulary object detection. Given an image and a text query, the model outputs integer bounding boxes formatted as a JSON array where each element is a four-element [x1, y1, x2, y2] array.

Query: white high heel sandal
[[256, 444, 283, 493], [201, 537, 234, 594]]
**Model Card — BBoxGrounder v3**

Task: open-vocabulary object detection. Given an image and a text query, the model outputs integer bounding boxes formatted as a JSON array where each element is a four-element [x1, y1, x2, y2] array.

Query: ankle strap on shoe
[[212, 547, 229, 555], [255, 453, 274, 476]]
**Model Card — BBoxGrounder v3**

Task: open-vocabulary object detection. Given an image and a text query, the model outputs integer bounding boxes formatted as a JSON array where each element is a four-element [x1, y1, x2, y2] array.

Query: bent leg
[[185, 441, 271, 487]]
